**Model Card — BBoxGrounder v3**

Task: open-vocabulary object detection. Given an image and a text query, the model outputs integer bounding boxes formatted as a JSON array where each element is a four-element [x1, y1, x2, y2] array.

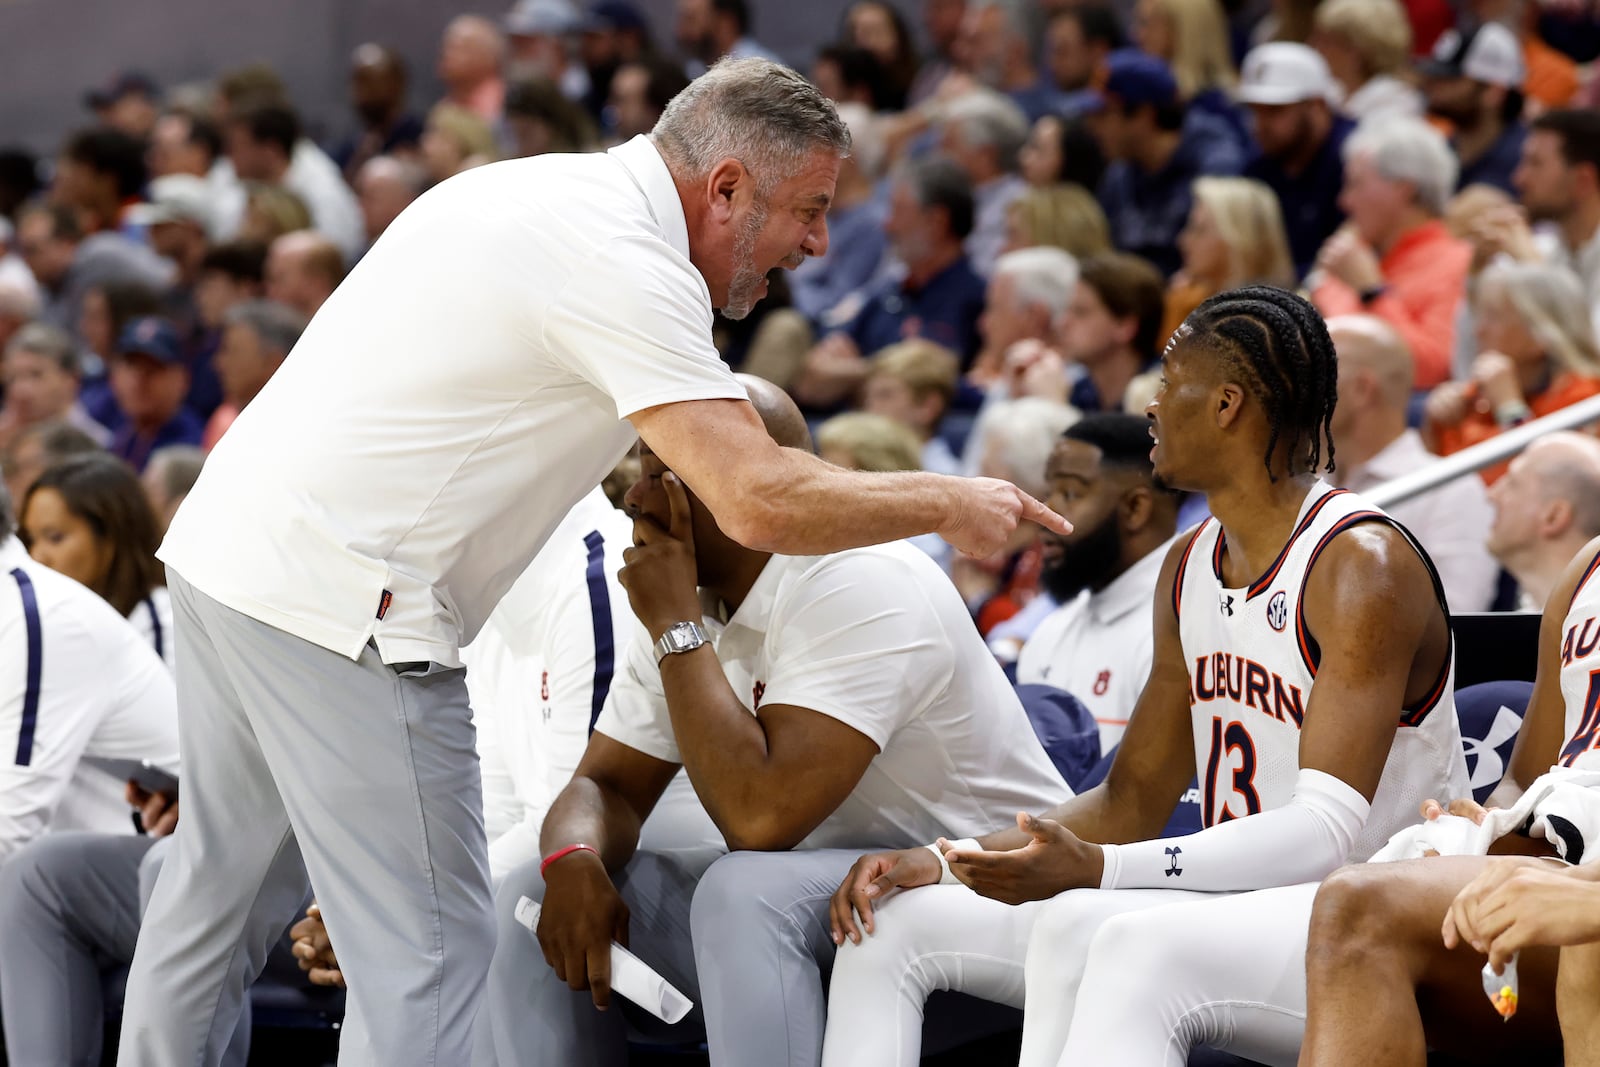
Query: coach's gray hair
[[224, 299, 307, 356], [4, 322, 79, 376], [941, 89, 1029, 173], [1343, 117, 1458, 216], [651, 57, 851, 197], [993, 247, 1079, 320]]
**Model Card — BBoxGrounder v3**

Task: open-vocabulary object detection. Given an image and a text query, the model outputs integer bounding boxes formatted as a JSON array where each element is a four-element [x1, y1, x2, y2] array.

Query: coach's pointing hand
[[945, 812, 1102, 905], [620, 470, 703, 640], [942, 478, 1071, 559]]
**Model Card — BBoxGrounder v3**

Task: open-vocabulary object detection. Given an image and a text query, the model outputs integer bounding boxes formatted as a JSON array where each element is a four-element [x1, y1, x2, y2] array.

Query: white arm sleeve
[[1099, 769, 1370, 892]]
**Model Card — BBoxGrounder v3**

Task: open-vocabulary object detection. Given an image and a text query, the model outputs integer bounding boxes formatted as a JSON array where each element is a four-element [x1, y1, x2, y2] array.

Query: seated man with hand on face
[[478, 377, 1068, 1067], [820, 287, 1470, 1067]]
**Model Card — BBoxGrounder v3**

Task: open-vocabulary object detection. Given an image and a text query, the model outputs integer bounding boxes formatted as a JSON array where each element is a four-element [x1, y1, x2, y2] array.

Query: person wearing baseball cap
[[126, 175, 217, 289], [1238, 42, 1353, 279], [107, 316, 203, 473], [1089, 49, 1245, 276], [1421, 21, 1528, 194]]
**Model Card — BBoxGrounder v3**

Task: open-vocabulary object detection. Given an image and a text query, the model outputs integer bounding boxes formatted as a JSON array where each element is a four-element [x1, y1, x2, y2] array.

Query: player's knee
[[1306, 865, 1396, 971], [689, 851, 783, 943], [1025, 891, 1104, 974], [0, 835, 62, 921], [491, 858, 547, 935]]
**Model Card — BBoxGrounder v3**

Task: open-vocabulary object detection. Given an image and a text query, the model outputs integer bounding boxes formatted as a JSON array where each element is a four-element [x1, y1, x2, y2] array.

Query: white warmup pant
[[1024, 882, 1321, 1067], [821, 885, 1040, 1067]]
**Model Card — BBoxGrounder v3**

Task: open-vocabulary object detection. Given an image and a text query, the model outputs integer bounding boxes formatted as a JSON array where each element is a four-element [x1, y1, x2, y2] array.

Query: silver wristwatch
[[654, 620, 709, 664]]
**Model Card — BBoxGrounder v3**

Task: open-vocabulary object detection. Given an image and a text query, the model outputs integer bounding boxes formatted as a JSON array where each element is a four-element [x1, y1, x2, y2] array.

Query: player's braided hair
[[1182, 286, 1338, 481]]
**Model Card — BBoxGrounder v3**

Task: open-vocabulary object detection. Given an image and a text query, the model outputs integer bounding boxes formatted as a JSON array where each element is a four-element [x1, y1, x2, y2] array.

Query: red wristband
[[540, 843, 599, 878]]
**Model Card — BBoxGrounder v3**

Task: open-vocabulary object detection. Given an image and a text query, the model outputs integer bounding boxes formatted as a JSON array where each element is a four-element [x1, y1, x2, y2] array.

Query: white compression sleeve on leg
[[1099, 769, 1370, 891]]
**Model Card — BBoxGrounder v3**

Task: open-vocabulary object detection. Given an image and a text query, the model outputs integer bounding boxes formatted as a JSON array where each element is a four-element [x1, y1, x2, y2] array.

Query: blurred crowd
[[1, 0, 1599, 1060], [1, 0, 1599, 668]]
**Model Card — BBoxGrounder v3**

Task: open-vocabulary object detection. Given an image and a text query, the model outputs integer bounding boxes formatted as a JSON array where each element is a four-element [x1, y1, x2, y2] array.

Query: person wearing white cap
[[503, 0, 591, 103], [1238, 42, 1353, 279], [1421, 21, 1529, 194], [128, 174, 217, 296]]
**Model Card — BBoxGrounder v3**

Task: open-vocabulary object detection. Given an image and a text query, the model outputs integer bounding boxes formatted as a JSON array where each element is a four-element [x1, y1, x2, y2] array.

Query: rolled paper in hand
[[514, 897, 695, 1024]]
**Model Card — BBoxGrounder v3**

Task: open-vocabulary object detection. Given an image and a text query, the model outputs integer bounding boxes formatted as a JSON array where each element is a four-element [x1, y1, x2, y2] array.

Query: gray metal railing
[[1367, 392, 1600, 510]]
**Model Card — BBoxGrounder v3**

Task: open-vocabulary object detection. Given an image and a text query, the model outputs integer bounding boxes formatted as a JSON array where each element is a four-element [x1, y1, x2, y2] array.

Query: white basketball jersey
[[1556, 548, 1600, 770], [1173, 481, 1469, 861]]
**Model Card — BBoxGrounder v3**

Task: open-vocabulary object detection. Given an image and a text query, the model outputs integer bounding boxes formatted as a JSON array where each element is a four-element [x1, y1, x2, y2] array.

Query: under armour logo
[[1165, 846, 1183, 877], [1219, 594, 1234, 617]]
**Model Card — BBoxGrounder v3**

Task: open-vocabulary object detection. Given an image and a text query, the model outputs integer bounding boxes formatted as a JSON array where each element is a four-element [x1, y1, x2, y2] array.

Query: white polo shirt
[[1016, 539, 1169, 752], [128, 586, 175, 670], [465, 489, 720, 884], [595, 539, 1070, 851], [160, 136, 747, 668], [0, 537, 180, 862]]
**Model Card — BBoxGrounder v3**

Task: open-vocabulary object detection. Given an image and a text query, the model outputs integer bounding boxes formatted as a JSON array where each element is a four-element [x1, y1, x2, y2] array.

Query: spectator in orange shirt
[[1312, 116, 1470, 388], [1423, 259, 1600, 482]]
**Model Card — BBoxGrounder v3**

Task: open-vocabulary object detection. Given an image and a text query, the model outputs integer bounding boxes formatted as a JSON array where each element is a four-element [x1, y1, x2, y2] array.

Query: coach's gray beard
[[722, 202, 769, 321]]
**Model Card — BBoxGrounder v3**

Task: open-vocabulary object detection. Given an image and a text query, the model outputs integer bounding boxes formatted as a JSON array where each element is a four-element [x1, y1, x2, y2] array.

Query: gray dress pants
[[118, 570, 495, 1067], [0, 833, 253, 1067], [478, 846, 860, 1067]]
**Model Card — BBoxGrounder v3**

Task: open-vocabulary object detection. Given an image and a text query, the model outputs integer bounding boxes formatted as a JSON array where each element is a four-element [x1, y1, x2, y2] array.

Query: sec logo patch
[[1267, 591, 1288, 632]]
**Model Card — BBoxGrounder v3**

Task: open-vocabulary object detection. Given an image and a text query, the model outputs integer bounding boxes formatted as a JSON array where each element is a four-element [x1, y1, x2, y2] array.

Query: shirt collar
[[1349, 428, 1430, 486], [0, 536, 29, 571], [609, 135, 692, 263], [1088, 537, 1170, 624], [703, 551, 797, 635]]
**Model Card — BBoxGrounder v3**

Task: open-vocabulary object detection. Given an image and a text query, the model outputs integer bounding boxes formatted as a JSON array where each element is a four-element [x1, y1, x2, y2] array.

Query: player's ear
[[1214, 382, 1245, 429]]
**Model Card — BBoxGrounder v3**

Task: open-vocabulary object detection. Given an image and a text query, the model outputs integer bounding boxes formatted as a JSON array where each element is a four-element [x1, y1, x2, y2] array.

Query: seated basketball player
[[820, 287, 1470, 1067], [1294, 533, 1600, 1067]]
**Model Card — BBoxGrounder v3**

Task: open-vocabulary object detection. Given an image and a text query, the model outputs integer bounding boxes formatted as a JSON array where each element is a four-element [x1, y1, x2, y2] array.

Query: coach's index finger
[[1020, 492, 1072, 536]]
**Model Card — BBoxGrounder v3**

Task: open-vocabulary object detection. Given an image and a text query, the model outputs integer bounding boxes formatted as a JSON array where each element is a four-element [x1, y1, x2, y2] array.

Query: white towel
[[1371, 767, 1600, 864]]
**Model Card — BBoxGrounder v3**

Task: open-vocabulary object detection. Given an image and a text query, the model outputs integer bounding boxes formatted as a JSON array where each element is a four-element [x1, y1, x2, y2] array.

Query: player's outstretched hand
[[830, 847, 942, 946], [538, 849, 630, 1011], [942, 478, 1072, 559], [1443, 859, 1600, 972], [944, 812, 1101, 905]]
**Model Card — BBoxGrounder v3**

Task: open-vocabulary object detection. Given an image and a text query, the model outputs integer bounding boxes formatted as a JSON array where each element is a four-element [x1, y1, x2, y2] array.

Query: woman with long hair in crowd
[[1424, 260, 1600, 482], [18, 451, 173, 667], [1133, 0, 1248, 146], [1003, 184, 1113, 260], [840, 0, 919, 110], [1162, 176, 1297, 339]]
